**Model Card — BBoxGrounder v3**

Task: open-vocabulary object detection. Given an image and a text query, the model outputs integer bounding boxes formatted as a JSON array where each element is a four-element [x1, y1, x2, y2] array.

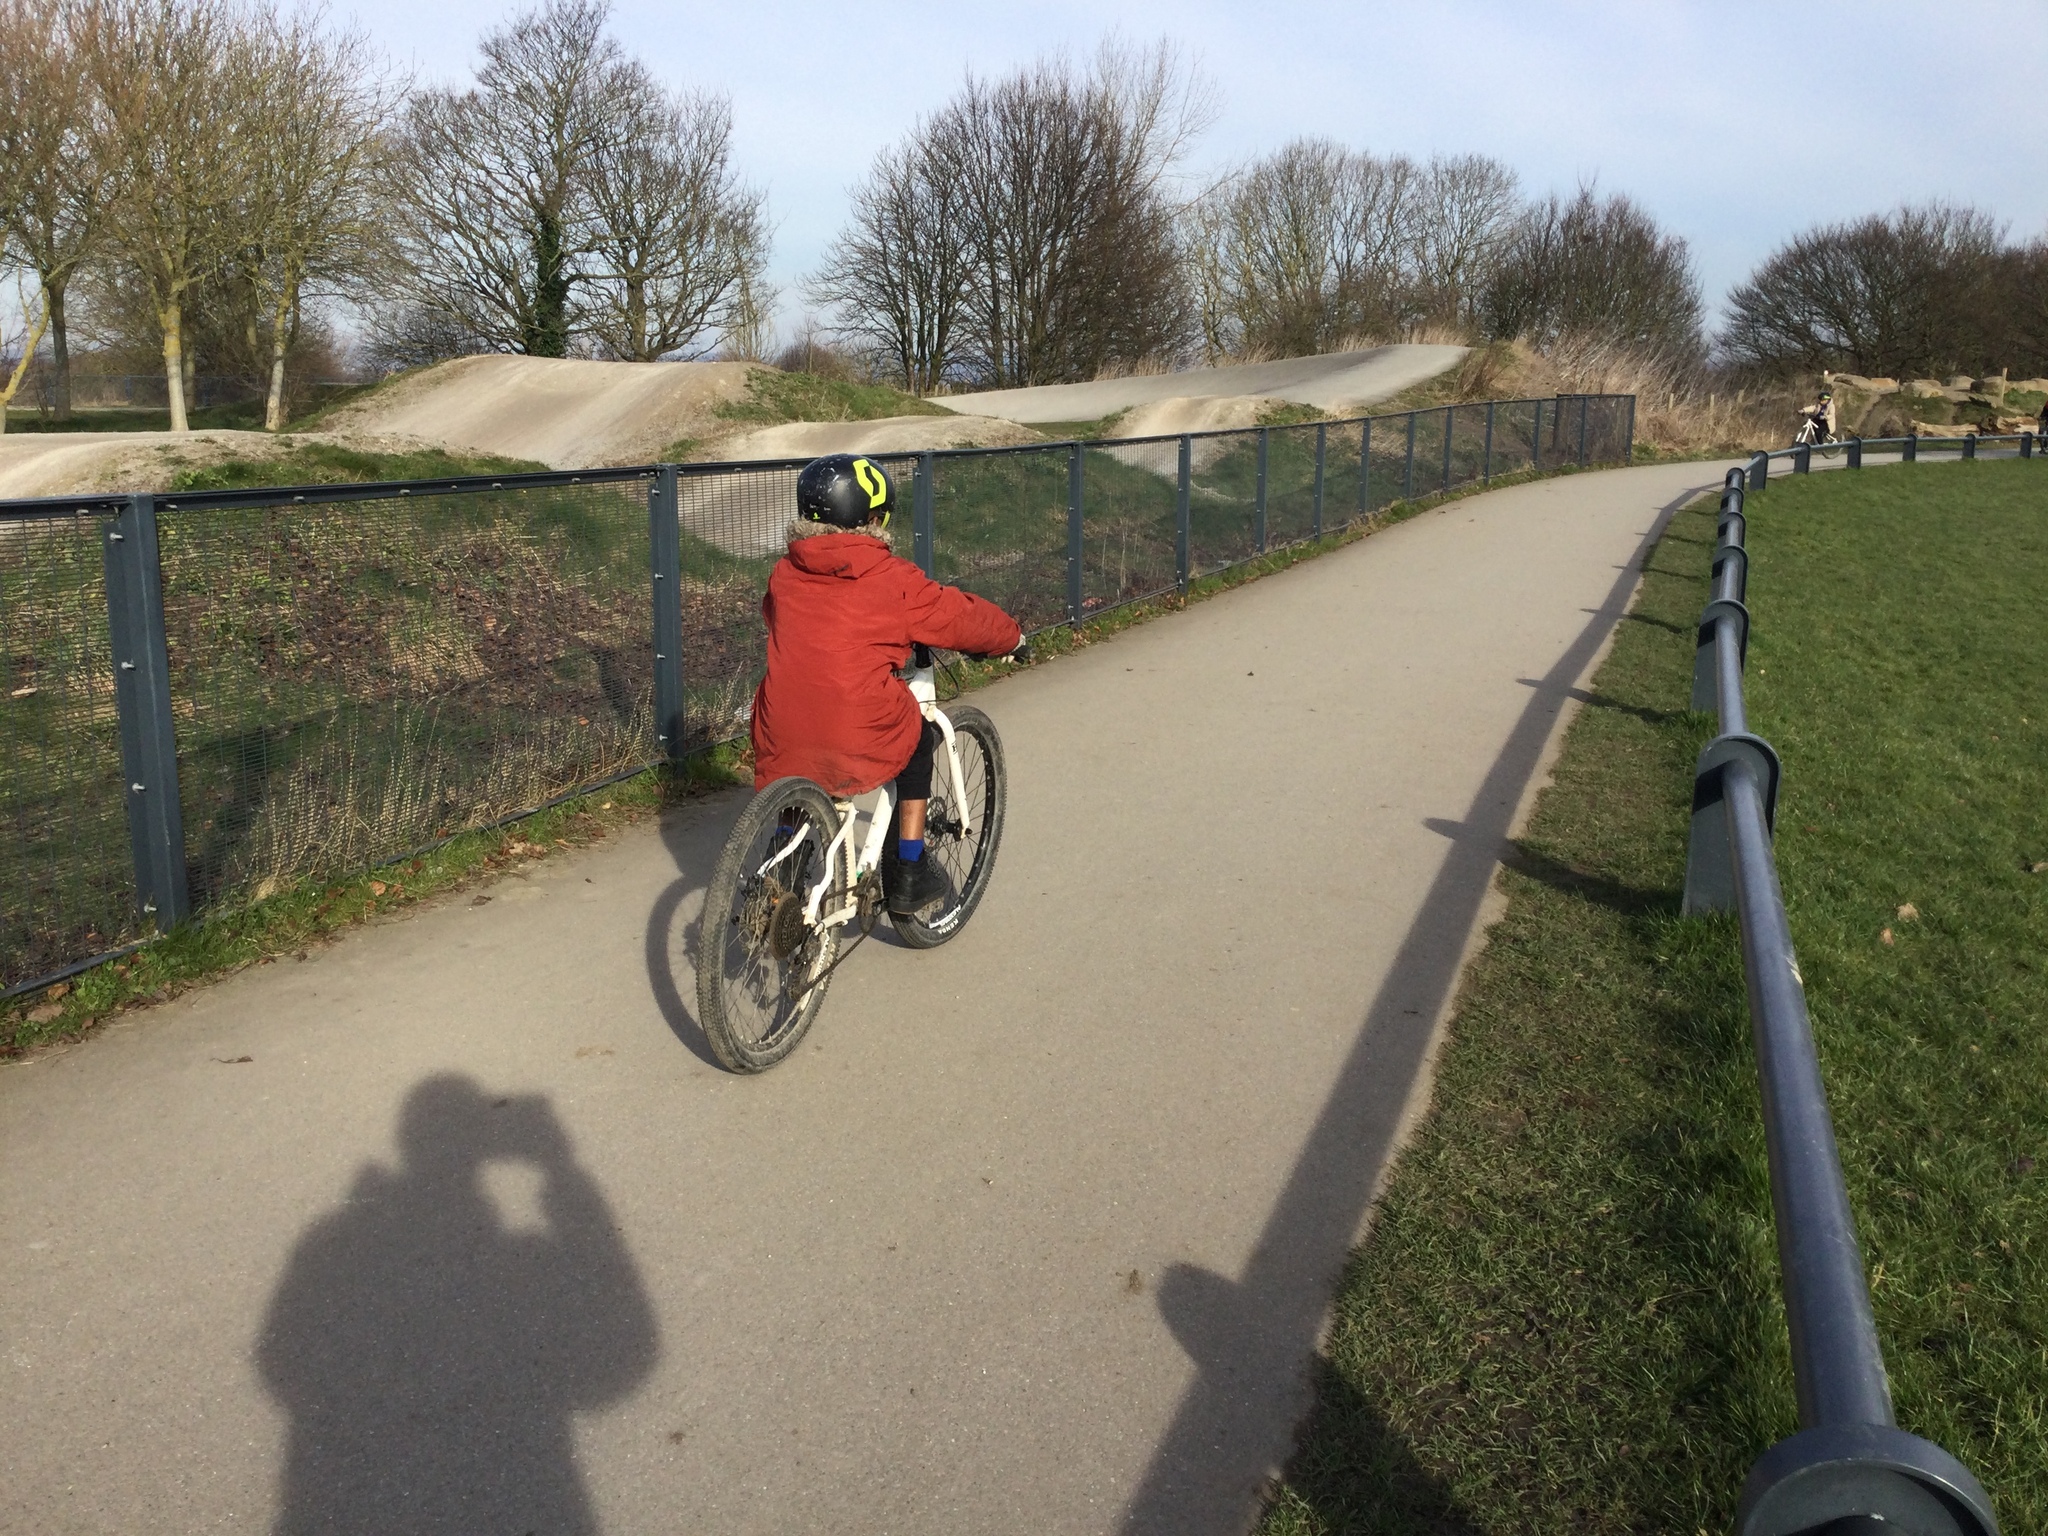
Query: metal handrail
[[1743, 430, 2039, 490], [1684, 466, 2000, 1536]]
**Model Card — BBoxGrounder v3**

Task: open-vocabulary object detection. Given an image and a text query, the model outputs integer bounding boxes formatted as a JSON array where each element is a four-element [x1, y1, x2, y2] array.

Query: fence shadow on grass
[[257, 1074, 658, 1533], [1119, 479, 1720, 1536]]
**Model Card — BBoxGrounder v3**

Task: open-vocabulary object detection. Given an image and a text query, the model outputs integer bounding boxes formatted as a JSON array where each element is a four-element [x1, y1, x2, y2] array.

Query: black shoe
[[885, 854, 948, 915]]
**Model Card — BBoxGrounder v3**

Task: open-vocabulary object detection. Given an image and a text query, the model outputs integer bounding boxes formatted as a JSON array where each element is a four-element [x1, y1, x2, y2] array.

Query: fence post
[[648, 466, 686, 765], [1577, 396, 1590, 466], [1483, 400, 1495, 483], [1357, 417, 1371, 513], [1847, 436, 1862, 470], [1066, 442, 1085, 623], [1904, 432, 1917, 463], [1441, 405, 1455, 491], [1531, 399, 1543, 470], [1402, 411, 1416, 499], [102, 493, 190, 929], [2024, 432, 2034, 459], [1254, 427, 1269, 552], [913, 450, 935, 576], [1963, 433, 1977, 461], [1625, 395, 1636, 463], [1312, 423, 1326, 537], [1750, 450, 1769, 490], [1795, 442, 1811, 474], [1176, 435, 1191, 591]]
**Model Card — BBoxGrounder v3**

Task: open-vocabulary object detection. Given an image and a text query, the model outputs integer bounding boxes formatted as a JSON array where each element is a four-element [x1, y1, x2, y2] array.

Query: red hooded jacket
[[750, 531, 1022, 794]]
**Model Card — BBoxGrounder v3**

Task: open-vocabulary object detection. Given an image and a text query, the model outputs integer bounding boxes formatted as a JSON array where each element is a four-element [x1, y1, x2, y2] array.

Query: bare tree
[[1481, 185, 1703, 356], [393, 0, 625, 357], [719, 262, 775, 361], [80, 0, 254, 431], [1718, 202, 2006, 378], [807, 135, 967, 390], [582, 74, 766, 361], [0, 0, 120, 422], [1411, 154, 1519, 328], [1191, 139, 1420, 360], [239, 11, 401, 427]]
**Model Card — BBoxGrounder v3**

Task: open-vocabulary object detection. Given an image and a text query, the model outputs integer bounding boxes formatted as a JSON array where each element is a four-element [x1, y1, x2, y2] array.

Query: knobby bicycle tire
[[696, 777, 846, 1073], [887, 704, 1007, 949]]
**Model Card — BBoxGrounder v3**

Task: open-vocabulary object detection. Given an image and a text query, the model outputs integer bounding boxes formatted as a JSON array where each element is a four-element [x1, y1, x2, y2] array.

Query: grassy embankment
[[1257, 459, 2047, 1534]]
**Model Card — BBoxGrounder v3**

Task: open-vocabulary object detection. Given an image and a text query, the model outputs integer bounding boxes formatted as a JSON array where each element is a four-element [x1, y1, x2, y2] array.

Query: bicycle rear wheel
[[888, 704, 1006, 949], [696, 777, 847, 1072]]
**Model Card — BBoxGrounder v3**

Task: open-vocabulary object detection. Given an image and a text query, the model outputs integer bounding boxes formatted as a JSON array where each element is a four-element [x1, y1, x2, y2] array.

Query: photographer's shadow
[[258, 1076, 658, 1534]]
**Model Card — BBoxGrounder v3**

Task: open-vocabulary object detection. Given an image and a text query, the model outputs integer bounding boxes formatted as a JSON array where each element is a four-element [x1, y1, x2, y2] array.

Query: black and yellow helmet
[[796, 453, 894, 528]]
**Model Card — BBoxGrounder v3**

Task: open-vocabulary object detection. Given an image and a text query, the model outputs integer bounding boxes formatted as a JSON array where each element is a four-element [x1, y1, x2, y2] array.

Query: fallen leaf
[[1896, 903, 1918, 921], [26, 1003, 62, 1023], [9, 685, 37, 699], [2032, 861, 2047, 875], [1880, 927, 1894, 946], [576, 716, 589, 726], [369, 880, 387, 896], [46, 981, 69, 1001], [213, 1055, 252, 1064], [471, 894, 491, 907], [1124, 1269, 1144, 1295]]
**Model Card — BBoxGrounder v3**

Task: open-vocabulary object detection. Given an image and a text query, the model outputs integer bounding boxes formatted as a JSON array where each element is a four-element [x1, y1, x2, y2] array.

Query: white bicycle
[[694, 644, 1009, 1072]]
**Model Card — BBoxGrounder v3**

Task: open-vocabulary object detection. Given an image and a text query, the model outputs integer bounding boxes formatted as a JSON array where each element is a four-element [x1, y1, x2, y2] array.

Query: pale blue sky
[[349, 0, 2047, 338]]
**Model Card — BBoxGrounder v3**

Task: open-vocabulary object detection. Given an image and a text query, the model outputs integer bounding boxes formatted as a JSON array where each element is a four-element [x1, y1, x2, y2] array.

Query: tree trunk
[[265, 290, 293, 431], [529, 209, 571, 357], [48, 281, 72, 421], [0, 293, 53, 436], [161, 303, 190, 432]]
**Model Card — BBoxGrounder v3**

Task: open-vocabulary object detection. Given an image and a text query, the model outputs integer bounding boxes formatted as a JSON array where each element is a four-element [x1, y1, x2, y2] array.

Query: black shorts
[[894, 720, 940, 800]]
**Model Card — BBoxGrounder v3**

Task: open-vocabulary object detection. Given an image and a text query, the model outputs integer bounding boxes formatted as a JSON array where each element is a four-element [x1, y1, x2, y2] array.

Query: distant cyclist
[[1795, 389, 1837, 446], [749, 454, 1023, 914]]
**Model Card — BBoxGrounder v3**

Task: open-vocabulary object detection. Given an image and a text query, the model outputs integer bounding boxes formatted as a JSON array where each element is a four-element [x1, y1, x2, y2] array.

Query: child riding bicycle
[[750, 454, 1023, 915], [1796, 389, 1837, 445]]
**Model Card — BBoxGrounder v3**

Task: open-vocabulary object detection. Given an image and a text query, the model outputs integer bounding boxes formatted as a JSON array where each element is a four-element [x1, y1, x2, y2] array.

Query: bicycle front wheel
[[696, 777, 848, 1072], [888, 704, 1007, 949]]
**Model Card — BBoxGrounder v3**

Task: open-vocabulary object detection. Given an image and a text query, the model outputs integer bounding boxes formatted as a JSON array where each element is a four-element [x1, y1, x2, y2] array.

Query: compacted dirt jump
[[935, 343, 1467, 425], [0, 461, 1732, 1534]]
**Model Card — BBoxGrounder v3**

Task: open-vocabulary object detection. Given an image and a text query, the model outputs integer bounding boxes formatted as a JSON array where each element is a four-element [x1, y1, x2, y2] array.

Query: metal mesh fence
[[1, 507, 140, 991], [154, 477, 658, 910], [929, 445, 1071, 634], [1, 394, 1629, 990]]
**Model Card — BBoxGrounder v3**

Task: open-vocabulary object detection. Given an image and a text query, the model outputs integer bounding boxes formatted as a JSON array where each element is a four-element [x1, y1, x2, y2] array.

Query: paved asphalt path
[[1, 462, 1733, 1535]]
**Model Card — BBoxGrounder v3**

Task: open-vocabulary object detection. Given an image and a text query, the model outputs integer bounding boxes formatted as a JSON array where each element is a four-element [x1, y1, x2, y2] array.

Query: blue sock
[[898, 837, 924, 862]]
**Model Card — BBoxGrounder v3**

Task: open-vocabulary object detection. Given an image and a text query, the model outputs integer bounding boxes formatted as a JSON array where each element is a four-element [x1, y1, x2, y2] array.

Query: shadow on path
[[643, 797, 743, 1068], [258, 1075, 658, 1535], [1121, 480, 1715, 1535]]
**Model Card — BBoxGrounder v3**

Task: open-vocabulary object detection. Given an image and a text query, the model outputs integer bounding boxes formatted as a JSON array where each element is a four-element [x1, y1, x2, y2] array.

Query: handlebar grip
[[912, 643, 933, 668]]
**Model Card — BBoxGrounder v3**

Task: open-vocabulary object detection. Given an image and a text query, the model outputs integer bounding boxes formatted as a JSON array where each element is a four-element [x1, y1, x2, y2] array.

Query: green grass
[[164, 440, 548, 492], [712, 367, 949, 427], [1257, 459, 2048, 1534]]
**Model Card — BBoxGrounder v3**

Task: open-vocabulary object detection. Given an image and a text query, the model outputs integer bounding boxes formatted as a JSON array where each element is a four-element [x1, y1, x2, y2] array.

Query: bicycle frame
[[754, 658, 973, 931]]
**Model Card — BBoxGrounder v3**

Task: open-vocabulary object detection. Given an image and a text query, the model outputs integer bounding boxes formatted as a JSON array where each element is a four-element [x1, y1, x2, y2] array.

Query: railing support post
[[648, 466, 686, 765], [1625, 394, 1636, 463], [1963, 432, 1977, 461], [1312, 422, 1326, 537], [1440, 405, 1455, 491], [2023, 432, 2034, 459], [1175, 435, 1191, 591], [1066, 442, 1084, 623], [1847, 436, 1862, 469], [103, 493, 190, 928], [1402, 411, 1416, 499], [1357, 418, 1371, 513], [1795, 442, 1811, 474], [1254, 427, 1269, 553], [1531, 399, 1543, 470], [913, 450, 935, 577], [1577, 395, 1590, 466], [1483, 400, 1495, 483], [1751, 449, 1770, 490], [1904, 432, 1917, 463]]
